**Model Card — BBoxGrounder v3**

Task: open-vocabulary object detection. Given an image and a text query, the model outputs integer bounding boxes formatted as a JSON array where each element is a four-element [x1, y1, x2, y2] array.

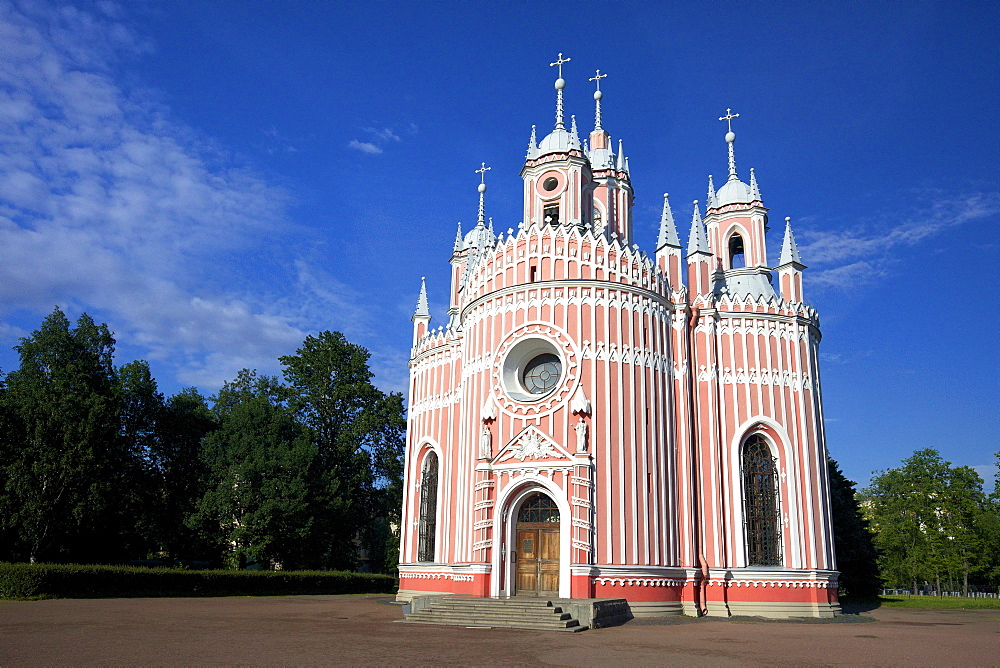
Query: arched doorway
[[514, 492, 560, 597]]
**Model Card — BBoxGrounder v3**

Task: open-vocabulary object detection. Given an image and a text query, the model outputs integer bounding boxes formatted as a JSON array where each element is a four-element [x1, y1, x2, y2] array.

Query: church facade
[[397, 56, 840, 618]]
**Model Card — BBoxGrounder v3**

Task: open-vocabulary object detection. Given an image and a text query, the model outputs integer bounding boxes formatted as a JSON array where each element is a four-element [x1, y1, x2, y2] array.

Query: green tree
[[111, 360, 165, 558], [189, 370, 317, 570], [827, 457, 881, 598], [0, 308, 120, 563], [152, 387, 218, 563], [279, 331, 405, 571], [862, 448, 985, 594]]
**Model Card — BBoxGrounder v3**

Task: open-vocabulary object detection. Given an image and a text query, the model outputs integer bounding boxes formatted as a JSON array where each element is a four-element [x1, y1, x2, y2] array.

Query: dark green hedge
[[0, 563, 397, 599]]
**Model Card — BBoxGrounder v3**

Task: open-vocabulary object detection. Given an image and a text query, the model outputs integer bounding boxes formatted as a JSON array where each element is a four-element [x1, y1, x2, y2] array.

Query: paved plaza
[[1, 594, 997, 665]]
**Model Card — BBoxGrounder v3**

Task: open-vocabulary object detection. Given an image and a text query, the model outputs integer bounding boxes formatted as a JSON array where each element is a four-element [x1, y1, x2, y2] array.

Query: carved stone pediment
[[492, 426, 572, 467]]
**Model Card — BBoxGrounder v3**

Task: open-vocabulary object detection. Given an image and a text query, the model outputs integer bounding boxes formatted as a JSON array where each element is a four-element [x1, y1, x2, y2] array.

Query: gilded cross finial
[[475, 162, 491, 183], [550, 52, 571, 78], [719, 108, 740, 133]]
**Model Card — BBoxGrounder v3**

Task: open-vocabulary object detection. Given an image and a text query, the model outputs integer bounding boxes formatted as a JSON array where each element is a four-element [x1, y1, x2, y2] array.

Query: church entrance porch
[[513, 493, 560, 597]]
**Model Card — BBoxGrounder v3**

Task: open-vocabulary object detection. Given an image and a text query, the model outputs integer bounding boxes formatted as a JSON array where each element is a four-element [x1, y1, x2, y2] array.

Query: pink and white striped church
[[397, 55, 840, 618]]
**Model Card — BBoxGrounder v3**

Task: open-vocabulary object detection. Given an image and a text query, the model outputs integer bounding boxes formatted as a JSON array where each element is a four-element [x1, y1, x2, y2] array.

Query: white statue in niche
[[574, 420, 588, 452], [480, 425, 492, 459]]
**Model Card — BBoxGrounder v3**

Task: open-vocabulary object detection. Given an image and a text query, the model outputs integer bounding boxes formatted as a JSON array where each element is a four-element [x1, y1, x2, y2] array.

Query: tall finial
[[590, 69, 607, 130], [414, 277, 429, 318], [657, 193, 680, 250], [719, 107, 740, 181], [454, 221, 463, 253], [475, 162, 491, 226], [550, 52, 571, 130], [779, 216, 804, 266]]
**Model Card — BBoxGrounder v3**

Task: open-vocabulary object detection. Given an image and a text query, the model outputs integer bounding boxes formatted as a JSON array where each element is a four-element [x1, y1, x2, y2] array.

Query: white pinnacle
[[719, 108, 740, 181], [779, 216, 803, 266], [657, 193, 680, 250], [590, 69, 607, 130], [550, 52, 571, 130]]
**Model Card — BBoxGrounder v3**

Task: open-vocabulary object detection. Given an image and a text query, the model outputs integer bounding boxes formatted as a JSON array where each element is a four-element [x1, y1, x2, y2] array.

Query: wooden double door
[[514, 523, 560, 597]]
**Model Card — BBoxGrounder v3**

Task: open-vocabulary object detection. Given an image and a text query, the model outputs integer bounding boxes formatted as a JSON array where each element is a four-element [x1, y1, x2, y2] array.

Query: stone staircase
[[402, 597, 587, 632]]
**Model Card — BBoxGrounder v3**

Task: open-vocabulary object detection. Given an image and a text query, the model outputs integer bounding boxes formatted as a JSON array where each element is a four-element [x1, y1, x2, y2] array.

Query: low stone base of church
[[397, 564, 840, 619]]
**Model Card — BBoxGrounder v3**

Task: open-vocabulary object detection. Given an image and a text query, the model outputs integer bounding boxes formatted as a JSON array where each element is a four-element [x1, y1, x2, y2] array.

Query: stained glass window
[[517, 493, 560, 524], [418, 452, 438, 562], [742, 435, 782, 566], [522, 353, 561, 395]]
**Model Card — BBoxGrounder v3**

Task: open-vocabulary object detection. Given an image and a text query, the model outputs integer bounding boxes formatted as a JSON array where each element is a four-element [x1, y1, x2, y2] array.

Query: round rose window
[[522, 353, 562, 395]]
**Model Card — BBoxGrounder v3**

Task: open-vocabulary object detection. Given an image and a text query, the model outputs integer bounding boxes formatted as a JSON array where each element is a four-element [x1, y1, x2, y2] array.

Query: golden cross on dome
[[549, 53, 571, 78], [719, 108, 740, 133]]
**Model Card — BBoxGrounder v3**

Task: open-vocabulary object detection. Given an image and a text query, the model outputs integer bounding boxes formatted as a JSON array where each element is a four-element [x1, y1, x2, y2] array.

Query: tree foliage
[[827, 457, 881, 597], [0, 310, 405, 573], [862, 448, 992, 594], [0, 308, 121, 562], [189, 370, 317, 570]]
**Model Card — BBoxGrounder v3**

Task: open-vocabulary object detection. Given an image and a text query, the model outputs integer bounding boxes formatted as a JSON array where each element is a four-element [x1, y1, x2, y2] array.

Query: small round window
[[522, 353, 562, 395], [542, 177, 559, 191]]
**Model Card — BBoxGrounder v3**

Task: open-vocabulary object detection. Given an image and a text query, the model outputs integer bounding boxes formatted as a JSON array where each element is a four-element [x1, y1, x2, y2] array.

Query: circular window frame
[[535, 171, 565, 198], [501, 338, 562, 403]]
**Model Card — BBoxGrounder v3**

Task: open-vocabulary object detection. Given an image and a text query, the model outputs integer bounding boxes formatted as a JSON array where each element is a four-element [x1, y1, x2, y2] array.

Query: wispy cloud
[[363, 126, 400, 142], [0, 1, 379, 393], [347, 139, 383, 154], [799, 192, 1000, 291]]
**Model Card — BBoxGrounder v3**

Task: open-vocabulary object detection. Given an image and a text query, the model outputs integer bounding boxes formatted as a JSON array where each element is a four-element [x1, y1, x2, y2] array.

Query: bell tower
[[702, 108, 775, 299], [521, 53, 591, 230], [584, 69, 633, 244]]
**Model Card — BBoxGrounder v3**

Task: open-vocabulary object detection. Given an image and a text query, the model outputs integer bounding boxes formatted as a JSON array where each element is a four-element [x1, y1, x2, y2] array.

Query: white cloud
[[0, 1, 365, 392], [348, 139, 382, 154], [799, 192, 1000, 291], [363, 126, 400, 142]]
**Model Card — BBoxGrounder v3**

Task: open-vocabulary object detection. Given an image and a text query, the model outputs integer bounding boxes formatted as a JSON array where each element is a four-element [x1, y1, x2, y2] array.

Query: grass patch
[[842, 594, 1000, 610]]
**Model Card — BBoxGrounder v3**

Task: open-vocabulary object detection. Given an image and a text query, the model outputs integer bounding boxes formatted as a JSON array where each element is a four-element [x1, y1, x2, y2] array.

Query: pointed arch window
[[417, 451, 439, 562], [742, 434, 782, 566], [729, 233, 746, 269]]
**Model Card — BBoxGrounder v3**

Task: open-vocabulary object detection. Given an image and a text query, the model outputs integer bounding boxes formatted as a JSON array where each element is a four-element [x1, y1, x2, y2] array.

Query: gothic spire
[[413, 277, 429, 318], [778, 217, 804, 267], [590, 69, 607, 131], [686, 200, 710, 256], [719, 108, 740, 181], [550, 52, 571, 131], [749, 167, 761, 201], [475, 162, 491, 227], [453, 221, 463, 252], [656, 193, 680, 250], [707, 175, 717, 209], [616, 139, 626, 171]]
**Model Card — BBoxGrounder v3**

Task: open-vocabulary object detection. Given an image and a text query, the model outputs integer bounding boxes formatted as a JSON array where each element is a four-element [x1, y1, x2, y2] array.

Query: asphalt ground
[[1, 594, 997, 666]]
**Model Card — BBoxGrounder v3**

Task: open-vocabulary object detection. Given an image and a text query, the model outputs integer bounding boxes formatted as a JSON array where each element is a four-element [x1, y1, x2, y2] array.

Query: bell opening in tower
[[729, 233, 746, 269], [543, 204, 560, 226]]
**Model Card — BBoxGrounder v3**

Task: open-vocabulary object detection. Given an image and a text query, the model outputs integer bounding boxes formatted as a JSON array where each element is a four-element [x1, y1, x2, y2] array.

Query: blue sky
[[0, 0, 997, 491]]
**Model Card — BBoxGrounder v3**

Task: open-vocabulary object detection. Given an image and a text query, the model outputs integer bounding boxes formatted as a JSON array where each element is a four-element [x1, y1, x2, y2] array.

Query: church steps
[[402, 597, 585, 631]]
